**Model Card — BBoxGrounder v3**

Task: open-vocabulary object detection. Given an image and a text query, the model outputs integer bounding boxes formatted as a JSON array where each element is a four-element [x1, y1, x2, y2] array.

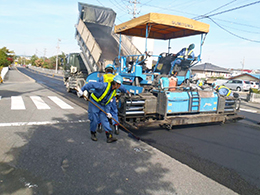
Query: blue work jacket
[[81, 82, 115, 106], [99, 75, 128, 93]]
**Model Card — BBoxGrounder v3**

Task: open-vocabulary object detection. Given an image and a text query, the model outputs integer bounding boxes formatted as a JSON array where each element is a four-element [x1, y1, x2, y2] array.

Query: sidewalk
[[3, 67, 35, 83], [0, 69, 237, 195]]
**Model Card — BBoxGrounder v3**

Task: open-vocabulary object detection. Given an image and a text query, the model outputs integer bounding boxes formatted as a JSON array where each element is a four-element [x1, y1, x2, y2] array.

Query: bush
[[251, 88, 260, 94]]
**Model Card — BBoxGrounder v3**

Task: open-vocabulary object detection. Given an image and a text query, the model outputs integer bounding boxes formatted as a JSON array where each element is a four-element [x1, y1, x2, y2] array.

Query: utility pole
[[128, 0, 140, 18], [43, 48, 46, 60], [56, 39, 61, 74], [242, 57, 245, 70]]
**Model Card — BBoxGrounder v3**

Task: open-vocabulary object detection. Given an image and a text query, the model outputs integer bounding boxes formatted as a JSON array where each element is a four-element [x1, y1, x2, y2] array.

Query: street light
[[56, 39, 61, 74]]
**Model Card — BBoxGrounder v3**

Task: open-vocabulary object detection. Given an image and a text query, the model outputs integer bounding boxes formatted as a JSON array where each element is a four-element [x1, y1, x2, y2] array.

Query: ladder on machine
[[190, 90, 200, 112]]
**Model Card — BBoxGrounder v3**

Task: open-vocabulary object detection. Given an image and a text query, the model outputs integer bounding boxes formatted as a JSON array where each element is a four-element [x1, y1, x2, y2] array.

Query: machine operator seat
[[171, 57, 196, 76], [154, 53, 175, 75]]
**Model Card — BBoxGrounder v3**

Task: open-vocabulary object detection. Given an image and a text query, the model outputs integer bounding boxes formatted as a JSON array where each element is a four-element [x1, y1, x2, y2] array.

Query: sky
[[1, 0, 260, 70]]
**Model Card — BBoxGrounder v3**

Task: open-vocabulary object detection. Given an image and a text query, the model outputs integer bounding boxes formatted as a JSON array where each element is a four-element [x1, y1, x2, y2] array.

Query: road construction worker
[[77, 75, 124, 143], [197, 79, 204, 87], [215, 85, 232, 97], [172, 43, 195, 65], [170, 43, 195, 75], [98, 64, 130, 135]]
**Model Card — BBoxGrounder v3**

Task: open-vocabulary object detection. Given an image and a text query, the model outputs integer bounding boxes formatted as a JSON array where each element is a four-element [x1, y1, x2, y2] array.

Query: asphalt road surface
[[9, 67, 260, 194]]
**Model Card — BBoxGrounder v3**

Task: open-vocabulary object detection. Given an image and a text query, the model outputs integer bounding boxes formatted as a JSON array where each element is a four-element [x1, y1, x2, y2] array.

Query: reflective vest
[[91, 82, 116, 105], [179, 48, 193, 59], [198, 80, 203, 87], [217, 86, 232, 96], [103, 74, 115, 83]]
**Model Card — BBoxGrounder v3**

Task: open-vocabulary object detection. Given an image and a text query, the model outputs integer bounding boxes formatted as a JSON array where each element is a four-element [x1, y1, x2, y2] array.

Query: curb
[[15, 66, 36, 83]]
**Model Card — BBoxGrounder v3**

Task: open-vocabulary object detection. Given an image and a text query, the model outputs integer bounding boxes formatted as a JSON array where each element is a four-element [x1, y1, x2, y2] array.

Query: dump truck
[[63, 2, 141, 92]]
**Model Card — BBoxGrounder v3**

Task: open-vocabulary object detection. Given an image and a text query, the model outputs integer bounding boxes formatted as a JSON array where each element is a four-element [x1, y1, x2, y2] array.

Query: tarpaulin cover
[[114, 13, 210, 40], [78, 2, 116, 27]]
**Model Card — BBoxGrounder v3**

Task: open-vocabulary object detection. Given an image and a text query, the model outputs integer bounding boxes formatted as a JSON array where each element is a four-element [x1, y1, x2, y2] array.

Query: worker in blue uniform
[[174, 43, 195, 64], [77, 75, 124, 143], [98, 64, 130, 135], [215, 85, 232, 97], [170, 43, 195, 75], [197, 79, 204, 87]]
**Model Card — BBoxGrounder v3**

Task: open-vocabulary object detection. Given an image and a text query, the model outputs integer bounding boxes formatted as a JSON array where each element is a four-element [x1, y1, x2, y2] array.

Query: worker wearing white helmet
[[98, 64, 131, 135], [77, 75, 125, 143]]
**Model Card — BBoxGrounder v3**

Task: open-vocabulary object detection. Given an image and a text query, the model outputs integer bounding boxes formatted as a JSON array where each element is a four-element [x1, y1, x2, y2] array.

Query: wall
[[1, 67, 9, 81]]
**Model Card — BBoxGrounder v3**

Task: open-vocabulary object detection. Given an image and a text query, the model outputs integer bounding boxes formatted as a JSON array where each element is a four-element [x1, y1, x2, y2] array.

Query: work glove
[[107, 113, 112, 119], [76, 86, 83, 97], [83, 90, 89, 98], [128, 93, 132, 98]]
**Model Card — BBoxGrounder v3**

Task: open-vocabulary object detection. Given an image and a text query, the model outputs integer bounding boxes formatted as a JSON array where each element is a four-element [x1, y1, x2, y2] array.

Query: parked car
[[250, 81, 259, 89], [223, 79, 251, 91]]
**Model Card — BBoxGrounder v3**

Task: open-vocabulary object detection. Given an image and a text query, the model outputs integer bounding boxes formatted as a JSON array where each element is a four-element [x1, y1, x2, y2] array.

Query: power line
[[208, 17, 260, 43], [96, 0, 105, 6], [109, 0, 125, 12], [114, 0, 128, 11], [137, 3, 198, 17], [213, 18, 260, 30], [193, 0, 237, 20], [220, 23, 260, 34], [141, 0, 154, 6], [207, 0, 260, 17]]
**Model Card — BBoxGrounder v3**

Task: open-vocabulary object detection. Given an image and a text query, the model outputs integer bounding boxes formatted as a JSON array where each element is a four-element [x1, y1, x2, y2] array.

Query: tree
[[30, 55, 38, 66], [43, 58, 54, 69], [35, 58, 44, 67], [0, 47, 14, 67]]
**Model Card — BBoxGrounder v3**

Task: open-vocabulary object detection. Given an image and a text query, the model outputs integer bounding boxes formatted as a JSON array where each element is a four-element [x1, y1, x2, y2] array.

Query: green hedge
[[251, 88, 260, 94]]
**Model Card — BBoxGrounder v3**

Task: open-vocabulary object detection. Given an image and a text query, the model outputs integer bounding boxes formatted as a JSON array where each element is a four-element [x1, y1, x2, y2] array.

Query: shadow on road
[[0, 113, 176, 195]]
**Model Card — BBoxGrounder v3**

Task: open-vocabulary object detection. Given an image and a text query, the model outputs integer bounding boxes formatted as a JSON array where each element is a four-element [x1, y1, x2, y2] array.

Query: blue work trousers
[[110, 97, 118, 125], [88, 98, 112, 133], [97, 97, 118, 126]]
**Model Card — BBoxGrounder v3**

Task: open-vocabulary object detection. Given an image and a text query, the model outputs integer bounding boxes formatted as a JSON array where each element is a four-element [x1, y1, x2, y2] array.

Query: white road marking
[[11, 96, 25, 110], [0, 120, 89, 127], [48, 96, 73, 109], [30, 96, 50, 109], [240, 108, 257, 113]]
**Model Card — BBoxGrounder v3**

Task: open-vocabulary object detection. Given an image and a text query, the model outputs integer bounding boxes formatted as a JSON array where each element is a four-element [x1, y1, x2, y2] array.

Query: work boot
[[91, 131, 97, 141], [97, 123, 102, 133], [106, 132, 117, 143], [114, 124, 119, 135]]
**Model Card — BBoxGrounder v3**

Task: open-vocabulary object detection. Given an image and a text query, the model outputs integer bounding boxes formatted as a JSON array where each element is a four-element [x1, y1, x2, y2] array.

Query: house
[[229, 73, 260, 82], [191, 63, 230, 78]]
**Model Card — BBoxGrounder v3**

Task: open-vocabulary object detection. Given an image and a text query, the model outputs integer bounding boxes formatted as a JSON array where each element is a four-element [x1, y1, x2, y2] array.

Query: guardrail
[[0, 67, 9, 83]]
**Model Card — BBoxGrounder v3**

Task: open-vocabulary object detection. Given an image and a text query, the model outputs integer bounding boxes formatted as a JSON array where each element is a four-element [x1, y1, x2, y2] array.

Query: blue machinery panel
[[199, 93, 218, 112], [166, 92, 189, 113], [165, 91, 218, 114]]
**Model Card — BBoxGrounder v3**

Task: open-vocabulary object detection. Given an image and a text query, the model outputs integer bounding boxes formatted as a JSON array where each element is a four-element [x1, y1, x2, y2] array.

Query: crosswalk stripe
[[11, 96, 25, 110], [0, 120, 89, 127], [30, 96, 50, 109], [48, 96, 73, 109]]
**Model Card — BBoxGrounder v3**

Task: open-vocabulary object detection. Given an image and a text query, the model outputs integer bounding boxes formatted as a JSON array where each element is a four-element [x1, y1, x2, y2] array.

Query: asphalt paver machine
[[112, 13, 243, 129]]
